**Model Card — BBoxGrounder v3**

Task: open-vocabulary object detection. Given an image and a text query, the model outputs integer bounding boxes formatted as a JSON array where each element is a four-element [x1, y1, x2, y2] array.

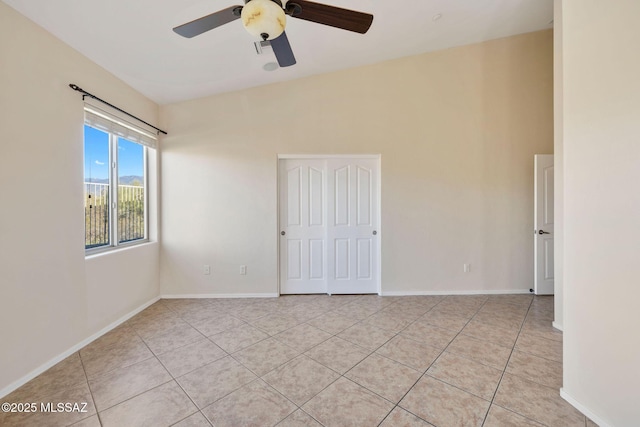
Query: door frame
[[276, 154, 382, 296]]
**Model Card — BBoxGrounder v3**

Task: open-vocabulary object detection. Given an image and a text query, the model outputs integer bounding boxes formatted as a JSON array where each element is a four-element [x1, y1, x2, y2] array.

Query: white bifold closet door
[[279, 157, 379, 295]]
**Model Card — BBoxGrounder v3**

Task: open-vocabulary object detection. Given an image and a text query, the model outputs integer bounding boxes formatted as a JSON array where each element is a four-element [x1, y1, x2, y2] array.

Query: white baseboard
[[160, 293, 279, 299], [552, 321, 564, 331], [560, 388, 610, 427], [380, 289, 533, 296], [0, 296, 160, 399]]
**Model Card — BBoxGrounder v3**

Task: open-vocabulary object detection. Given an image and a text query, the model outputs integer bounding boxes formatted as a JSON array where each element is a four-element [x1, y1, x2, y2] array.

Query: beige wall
[[561, 0, 640, 425], [160, 30, 553, 297], [0, 3, 159, 395]]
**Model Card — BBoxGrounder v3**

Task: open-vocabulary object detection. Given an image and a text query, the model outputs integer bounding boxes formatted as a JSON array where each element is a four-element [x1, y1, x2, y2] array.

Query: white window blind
[[84, 104, 157, 149]]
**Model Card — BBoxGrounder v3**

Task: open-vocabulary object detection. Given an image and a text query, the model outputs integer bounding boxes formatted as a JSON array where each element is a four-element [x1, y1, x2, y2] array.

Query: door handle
[[281, 231, 286, 236], [372, 230, 377, 235], [538, 230, 550, 235]]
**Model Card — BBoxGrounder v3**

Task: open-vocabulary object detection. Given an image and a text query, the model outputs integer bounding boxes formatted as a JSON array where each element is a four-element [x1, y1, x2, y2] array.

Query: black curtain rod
[[69, 84, 167, 135]]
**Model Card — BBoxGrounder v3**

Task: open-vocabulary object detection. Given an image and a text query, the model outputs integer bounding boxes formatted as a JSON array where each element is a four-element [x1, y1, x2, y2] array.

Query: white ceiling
[[3, 0, 553, 105]]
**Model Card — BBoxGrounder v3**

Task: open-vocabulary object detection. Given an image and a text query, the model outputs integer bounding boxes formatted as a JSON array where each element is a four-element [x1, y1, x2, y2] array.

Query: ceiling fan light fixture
[[241, 0, 286, 41]]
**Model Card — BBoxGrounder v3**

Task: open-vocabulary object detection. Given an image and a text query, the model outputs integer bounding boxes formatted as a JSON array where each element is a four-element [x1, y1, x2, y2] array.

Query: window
[[83, 106, 156, 252]]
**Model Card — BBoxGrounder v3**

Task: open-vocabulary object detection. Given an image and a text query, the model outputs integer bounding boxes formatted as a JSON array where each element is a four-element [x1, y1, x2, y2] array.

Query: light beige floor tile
[[446, 334, 512, 370], [275, 323, 332, 352], [337, 322, 396, 351], [388, 295, 439, 307], [333, 302, 381, 320], [69, 414, 102, 427], [479, 302, 529, 317], [524, 310, 557, 326], [436, 298, 485, 315], [461, 318, 520, 348], [179, 304, 229, 324], [81, 335, 154, 379], [283, 303, 329, 322], [157, 338, 226, 378], [89, 357, 172, 411], [263, 355, 339, 405], [189, 314, 246, 337], [473, 311, 524, 331], [357, 295, 396, 308], [427, 352, 503, 400], [5, 295, 578, 427], [480, 305, 529, 322], [250, 314, 300, 336], [173, 411, 213, 426], [129, 313, 188, 340], [494, 373, 585, 426], [376, 335, 441, 371], [0, 382, 97, 427], [418, 309, 470, 331], [158, 298, 209, 312], [202, 380, 296, 427], [277, 409, 323, 426], [302, 377, 394, 427], [132, 301, 175, 320], [525, 314, 555, 329], [515, 332, 563, 363], [177, 356, 257, 408], [4, 353, 86, 402], [161, 298, 211, 315], [345, 354, 421, 403], [400, 322, 458, 350], [100, 381, 197, 427], [483, 405, 544, 426], [506, 350, 562, 389], [442, 295, 489, 307], [364, 311, 415, 332], [436, 296, 483, 309], [379, 304, 426, 321], [487, 294, 533, 308], [81, 324, 137, 355], [379, 407, 434, 427], [305, 336, 370, 374], [311, 295, 353, 311], [233, 338, 300, 376], [306, 312, 359, 335], [233, 304, 276, 322], [209, 323, 269, 353], [142, 324, 205, 355], [399, 375, 490, 427]]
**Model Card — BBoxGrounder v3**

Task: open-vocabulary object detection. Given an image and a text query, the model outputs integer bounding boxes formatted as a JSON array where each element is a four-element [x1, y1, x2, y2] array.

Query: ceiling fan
[[173, 0, 374, 67]]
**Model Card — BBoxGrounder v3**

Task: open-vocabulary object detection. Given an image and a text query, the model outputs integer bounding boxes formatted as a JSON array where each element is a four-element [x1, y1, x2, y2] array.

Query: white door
[[326, 158, 379, 294], [279, 159, 327, 294], [534, 154, 554, 295], [279, 157, 380, 295]]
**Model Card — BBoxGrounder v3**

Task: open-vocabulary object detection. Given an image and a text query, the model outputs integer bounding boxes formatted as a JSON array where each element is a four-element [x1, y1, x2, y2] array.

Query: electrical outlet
[[204, 265, 211, 275], [240, 265, 247, 275], [463, 263, 471, 273]]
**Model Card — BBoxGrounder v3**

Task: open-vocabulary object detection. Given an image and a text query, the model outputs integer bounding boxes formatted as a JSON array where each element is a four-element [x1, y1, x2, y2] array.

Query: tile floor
[[0, 294, 598, 426]]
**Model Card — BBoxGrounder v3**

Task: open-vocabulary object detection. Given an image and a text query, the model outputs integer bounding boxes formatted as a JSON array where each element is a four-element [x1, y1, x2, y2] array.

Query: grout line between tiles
[[77, 352, 103, 427], [480, 295, 537, 426], [376, 295, 490, 426]]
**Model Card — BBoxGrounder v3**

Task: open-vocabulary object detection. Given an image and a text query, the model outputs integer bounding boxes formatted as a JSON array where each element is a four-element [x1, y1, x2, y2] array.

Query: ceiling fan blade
[[270, 32, 297, 67], [288, 1, 373, 34], [173, 6, 243, 38]]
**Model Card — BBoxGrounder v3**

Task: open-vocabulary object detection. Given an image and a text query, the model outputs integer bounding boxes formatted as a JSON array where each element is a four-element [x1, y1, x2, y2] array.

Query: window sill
[[85, 240, 155, 260]]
